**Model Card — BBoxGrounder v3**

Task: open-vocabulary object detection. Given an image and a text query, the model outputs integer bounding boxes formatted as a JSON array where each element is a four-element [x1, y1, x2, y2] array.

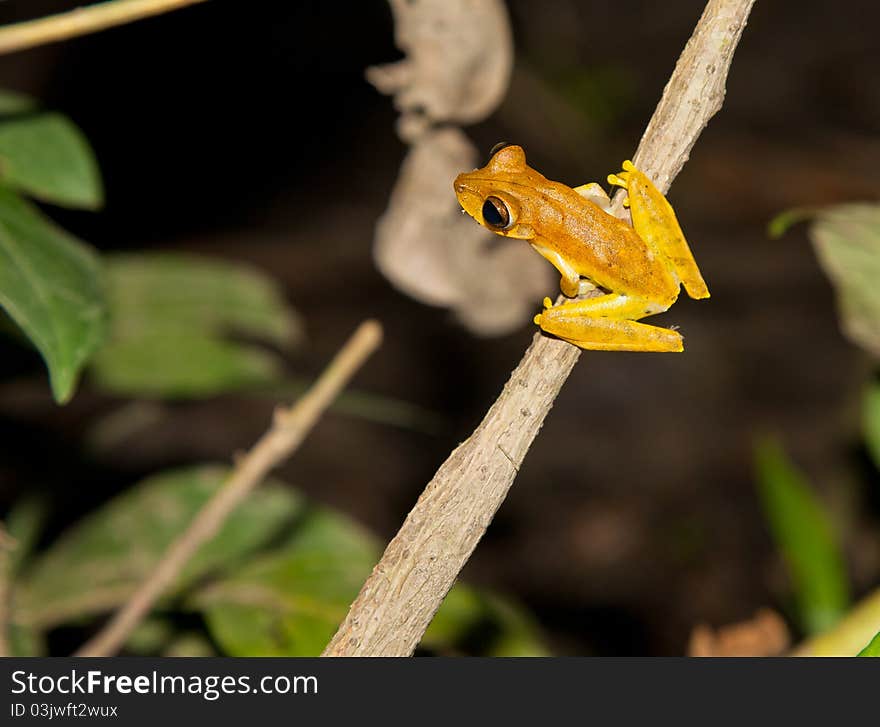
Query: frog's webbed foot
[[607, 160, 635, 208], [535, 293, 684, 352], [607, 160, 710, 301]]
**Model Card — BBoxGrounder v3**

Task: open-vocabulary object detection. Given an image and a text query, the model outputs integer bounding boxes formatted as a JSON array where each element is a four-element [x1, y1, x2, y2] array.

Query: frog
[[453, 144, 709, 352]]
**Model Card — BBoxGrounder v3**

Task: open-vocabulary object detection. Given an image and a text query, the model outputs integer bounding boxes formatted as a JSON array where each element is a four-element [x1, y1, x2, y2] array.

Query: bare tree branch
[[0, 0, 210, 56], [323, 0, 756, 657], [75, 320, 383, 657]]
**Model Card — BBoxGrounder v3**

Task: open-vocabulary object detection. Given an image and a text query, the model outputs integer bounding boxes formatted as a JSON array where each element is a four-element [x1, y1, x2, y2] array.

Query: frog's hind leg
[[535, 294, 684, 352], [608, 161, 710, 300]]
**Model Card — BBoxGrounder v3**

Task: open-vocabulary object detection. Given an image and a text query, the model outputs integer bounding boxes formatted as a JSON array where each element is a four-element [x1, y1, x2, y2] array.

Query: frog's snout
[[453, 174, 482, 218]]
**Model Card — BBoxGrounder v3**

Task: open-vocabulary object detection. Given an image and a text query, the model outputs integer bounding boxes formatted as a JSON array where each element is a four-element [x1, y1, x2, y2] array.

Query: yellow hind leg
[[608, 161, 710, 300], [534, 295, 684, 352]]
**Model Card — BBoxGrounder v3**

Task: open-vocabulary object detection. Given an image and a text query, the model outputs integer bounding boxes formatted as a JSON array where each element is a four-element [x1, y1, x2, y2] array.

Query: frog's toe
[[534, 297, 556, 325], [607, 173, 627, 188], [609, 161, 638, 189]]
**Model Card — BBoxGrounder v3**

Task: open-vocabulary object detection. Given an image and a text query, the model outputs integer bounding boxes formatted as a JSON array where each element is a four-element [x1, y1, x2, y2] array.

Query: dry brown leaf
[[373, 128, 552, 335], [367, 0, 512, 142], [369, 0, 544, 335], [688, 608, 791, 657]]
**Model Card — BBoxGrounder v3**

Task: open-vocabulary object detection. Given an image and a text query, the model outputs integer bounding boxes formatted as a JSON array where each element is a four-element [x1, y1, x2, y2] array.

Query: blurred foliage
[[863, 380, 880, 471], [424, 586, 549, 657], [757, 200, 880, 652], [0, 91, 499, 657], [3, 496, 49, 656], [3, 495, 47, 576], [754, 438, 849, 634], [0, 88, 36, 115], [191, 502, 383, 657], [810, 204, 880, 359], [857, 631, 880, 656], [0, 113, 103, 209], [90, 253, 303, 398], [542, 64, 635, 130], [0, 91, 106, 403], [773, 203, 880, 359], [15, 467, 302, 630], [767, 207, 818, 240], [10, 466, 546, 656]]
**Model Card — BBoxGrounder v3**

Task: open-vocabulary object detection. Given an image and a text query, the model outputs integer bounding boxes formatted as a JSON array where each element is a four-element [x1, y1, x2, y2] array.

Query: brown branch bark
[[75, 320, 383, 657], [323, 0, 756, 657]]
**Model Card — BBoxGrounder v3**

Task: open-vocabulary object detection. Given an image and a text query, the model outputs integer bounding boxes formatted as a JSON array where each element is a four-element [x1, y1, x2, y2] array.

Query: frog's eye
[[482, 196, 512, 230]]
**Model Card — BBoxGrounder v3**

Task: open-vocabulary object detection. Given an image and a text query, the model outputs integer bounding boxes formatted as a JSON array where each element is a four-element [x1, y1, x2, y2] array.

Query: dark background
[[0, 0, 878, 655]]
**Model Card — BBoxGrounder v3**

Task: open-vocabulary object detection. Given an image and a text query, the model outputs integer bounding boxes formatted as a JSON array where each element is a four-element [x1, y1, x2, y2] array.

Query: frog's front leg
[[530, 243, 598, 297], [608, 161, 710, 300], [530, 243, 582, 297], [534, 294, 684, 352]]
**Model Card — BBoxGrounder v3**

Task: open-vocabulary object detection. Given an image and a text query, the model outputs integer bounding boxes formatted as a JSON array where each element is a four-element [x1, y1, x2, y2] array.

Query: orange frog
[[454, 145, 709, 352]]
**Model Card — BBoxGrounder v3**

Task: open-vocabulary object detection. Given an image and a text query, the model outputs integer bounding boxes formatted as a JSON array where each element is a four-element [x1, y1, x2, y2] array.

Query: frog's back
[[546, 181, 679, 301]]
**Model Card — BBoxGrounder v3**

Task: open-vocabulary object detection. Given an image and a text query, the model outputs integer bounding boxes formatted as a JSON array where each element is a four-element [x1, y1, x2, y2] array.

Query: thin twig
[[75, 320, 383, 657], [0, 0, 210, 56], [323, 0, 756, 657]]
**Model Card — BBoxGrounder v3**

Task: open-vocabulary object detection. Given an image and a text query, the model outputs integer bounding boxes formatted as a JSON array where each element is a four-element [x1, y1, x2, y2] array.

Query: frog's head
[[454, 144, 540, 241]]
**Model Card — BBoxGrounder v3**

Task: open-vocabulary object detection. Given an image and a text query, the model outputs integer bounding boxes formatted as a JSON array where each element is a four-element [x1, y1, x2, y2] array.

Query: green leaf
[[92, 333, 283, 398], [163, 632, 216, 657], [90, 253, 303, 398], [7, 623, 47, 657], [808, 203, 880, 358], [0, 186, 107, 403], [3, 497, 49, 655], [423, 585, 549, 656], [3, 495, 48, 575], [126, 617, 176, 655], [480, 592, 549, 656], [0, 113, 102, 209], [857, 631, 880, 656], [421, 583, 485, 649], [754, 437, 850, 633], [767, 207, 818, 239], [863, 381, 880, 471], [192, 507, 381, 657], [194, 505, 547, 656], [0, 89, 36, 116], [15, 466, 303, 630]]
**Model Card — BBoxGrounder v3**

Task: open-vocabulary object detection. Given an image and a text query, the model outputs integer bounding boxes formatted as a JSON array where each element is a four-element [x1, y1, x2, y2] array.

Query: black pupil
[[482, 198, 508, 228]]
